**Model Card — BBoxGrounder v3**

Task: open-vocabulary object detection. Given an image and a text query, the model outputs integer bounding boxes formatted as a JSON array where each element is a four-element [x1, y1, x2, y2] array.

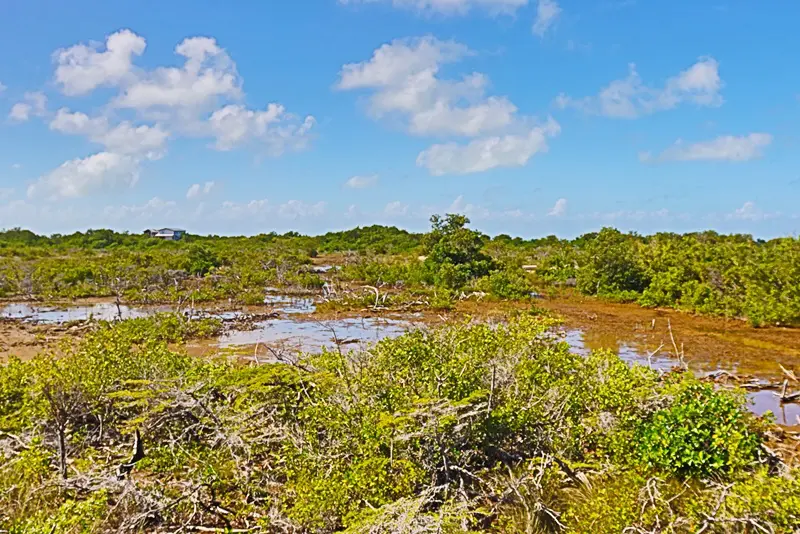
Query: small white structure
[[147, 228, 186, 241]]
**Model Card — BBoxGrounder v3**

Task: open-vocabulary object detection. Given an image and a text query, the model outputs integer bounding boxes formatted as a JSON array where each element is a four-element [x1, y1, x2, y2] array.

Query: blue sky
[[0, 0, 798, 237]]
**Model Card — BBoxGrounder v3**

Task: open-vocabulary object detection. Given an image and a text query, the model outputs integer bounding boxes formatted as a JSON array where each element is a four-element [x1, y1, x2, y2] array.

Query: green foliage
[[476, 267, 533, 299], [0, 313, 796, 532], [5, 222, 798, 323], [316, 225, 422, 254], [184, 243, 221, 275], [577, 227, 648, 299], [423, 214, 494, 290], [562, 467, 800, 534], [634, 382, 762, 478]]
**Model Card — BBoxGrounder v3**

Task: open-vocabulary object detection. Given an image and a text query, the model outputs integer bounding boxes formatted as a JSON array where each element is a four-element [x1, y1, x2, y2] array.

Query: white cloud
[[278, 200, 327, 219], [339, 37, 557, 175], [548, 198, 567, 216], [648, 133, 772, 162], [533, 0, 561, 37], [0, 188, 13, 201], [582, 208, 678, 222], [727, 201, 779, 222], [99, 122, 170, 158], [384, 200, 410, 217], [416, 118, 560, 175], [447, 195, 491, 219], [219, 199, 270, 219], [54, 29, 146, 95], [208, 104, 315, 154], [345, 204, 361, 219], [337, 38, 518, 137], [217, 198, 326, 221], [338, 0, 527, 16], [186, 181, 216, 199], [0, 82, 6, 94], [33, 31, 315, 203], [27, 152, 140, 200], [8, 92, 48, 122], [52, 31, 314, 152], [43, 109, 167, 200], [50, 108, 169, 158], [103, 196, 177, 222], [345, 174, 379, 188], [11, 164, 21, 170], [114, 36, 241, 114], [555, 57, 723, 118]]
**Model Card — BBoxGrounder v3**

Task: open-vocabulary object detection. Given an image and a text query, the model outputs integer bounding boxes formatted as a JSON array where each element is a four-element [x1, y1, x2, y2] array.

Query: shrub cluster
[[1, 314, 796, 532]]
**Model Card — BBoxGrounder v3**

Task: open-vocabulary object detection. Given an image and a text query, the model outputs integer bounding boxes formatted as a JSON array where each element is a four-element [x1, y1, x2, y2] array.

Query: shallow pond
[[0, 302, 174, 323], [564, 328, 800, 426], [0, 296, 316, 324], [3, 300, 798, 425], [216, 317, 413, 354]]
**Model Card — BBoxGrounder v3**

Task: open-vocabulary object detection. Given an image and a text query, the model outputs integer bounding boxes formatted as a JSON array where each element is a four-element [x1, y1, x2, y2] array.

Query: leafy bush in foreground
[[634, 381, 762, 478], [1, 314, 796, 532]]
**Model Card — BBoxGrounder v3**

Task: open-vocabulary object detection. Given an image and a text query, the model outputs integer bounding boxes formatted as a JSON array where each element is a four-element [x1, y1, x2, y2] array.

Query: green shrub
[[479, 267, 532, 299], [633, 382, 762, 478]]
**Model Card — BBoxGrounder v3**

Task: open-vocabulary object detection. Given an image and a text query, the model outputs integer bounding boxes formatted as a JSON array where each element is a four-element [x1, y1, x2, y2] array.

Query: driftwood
[[117, 429, 145, 479]]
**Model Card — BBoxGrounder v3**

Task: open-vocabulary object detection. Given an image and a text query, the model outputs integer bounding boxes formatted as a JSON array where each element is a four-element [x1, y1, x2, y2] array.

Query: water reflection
[[1, 295, 316, 325], [262, 295, 316, 314], [747, 390, 800, 426], [563, 328, 800, 427], [0, 302, 173, 324], [562, 329, 676, 372], [217, 317, 411, 354]]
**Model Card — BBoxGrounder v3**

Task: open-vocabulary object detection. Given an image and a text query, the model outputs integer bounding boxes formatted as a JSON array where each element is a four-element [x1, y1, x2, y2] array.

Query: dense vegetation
[[1, 312, 797, 533], [2, 219, 800, 326]]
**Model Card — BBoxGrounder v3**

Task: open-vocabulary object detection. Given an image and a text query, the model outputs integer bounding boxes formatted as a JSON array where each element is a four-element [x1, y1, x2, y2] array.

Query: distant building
[[146, 228, 186, 241]]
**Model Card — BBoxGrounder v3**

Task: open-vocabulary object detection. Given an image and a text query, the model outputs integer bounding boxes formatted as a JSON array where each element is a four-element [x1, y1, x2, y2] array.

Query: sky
[[0, 0, 799, 238]]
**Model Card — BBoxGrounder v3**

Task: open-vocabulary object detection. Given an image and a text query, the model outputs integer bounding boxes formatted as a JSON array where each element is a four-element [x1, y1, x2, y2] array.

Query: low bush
[[0, 312, 796, 532]]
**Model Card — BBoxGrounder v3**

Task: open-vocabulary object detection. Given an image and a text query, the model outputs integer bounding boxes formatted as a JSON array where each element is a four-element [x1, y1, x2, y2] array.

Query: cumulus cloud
[[208, 104, 315, 154], [50, 108, 169, 158], [219, 199, 270, 219], [278, 200, 327, 219], [345, 174, 379, 188], [345, 204, 361, 219], [39, 108, 168, 199], [384, 200, 410, 217], [218, 199, 326, 221], [581, 208, 677, 223], [103, 196, 177, 222], [29, 30, 315, 201], [27, 152, 140, 199], [0, 81, 6, 94], [548, 198, 567, 217], [416, 118, 560, 175], [646, 133, 772, 162], [339, 37, 558, 175], [54, 29, 146, 95], [338, 0, 527, 16], [114, 36, 241, 114], [186, 181, 216, 199], [8, 92, 48, 122], [106, 33, 314, 153], [447, 195, 491, 219], [533, 0, 561, 37], [555, 57, 723, 118], [338, 38, 518, 137], [727, 201, 779, 222]]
